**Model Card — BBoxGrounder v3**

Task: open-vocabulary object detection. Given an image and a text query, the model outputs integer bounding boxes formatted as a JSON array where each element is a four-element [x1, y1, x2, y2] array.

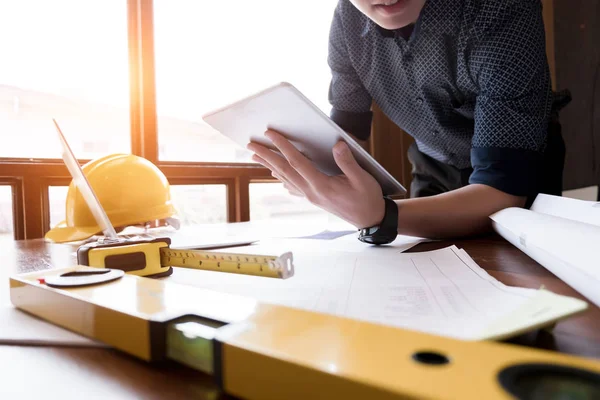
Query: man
[[247, 0, 569, 241]]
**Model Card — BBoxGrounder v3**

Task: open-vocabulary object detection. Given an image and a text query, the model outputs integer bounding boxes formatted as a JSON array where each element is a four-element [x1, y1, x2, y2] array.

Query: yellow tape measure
[[160, 248, 294, 279], [76, 236, 294, 279]]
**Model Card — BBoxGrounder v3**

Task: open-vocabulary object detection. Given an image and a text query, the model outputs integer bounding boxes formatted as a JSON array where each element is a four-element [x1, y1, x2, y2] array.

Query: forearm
[[395, 184, 526, 239]]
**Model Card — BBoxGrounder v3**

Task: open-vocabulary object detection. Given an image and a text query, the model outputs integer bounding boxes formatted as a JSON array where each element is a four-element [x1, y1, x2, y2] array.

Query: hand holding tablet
[[201, 82, 406, 197]]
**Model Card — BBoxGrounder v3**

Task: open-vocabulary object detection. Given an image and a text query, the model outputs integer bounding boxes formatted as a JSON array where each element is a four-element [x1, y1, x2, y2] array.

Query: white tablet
[[201, 82, 406, 197]]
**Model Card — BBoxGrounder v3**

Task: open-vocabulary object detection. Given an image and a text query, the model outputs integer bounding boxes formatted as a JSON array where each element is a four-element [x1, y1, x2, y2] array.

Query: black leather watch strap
[[358, 197, 398, 245], [380, 196, 398, 232]]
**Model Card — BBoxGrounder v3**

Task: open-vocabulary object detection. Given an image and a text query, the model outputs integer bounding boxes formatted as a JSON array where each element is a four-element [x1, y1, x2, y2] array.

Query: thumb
[[332, 141, 369, 183]]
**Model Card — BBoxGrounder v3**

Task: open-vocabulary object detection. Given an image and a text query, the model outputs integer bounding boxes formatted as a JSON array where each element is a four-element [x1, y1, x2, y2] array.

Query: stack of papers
[[165, 240, 587, 341]]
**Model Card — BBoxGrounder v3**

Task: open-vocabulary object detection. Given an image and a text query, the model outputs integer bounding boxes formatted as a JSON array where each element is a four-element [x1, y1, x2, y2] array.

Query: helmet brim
[[45, 220, 102, 243]]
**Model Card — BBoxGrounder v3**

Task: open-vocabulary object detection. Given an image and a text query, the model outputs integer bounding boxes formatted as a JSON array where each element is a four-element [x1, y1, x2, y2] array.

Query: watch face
[[366, 227, 379, 235]]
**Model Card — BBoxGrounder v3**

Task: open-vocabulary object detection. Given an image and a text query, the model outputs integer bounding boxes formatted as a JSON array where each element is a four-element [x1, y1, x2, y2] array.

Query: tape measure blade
[[160, 248, 294, 279]]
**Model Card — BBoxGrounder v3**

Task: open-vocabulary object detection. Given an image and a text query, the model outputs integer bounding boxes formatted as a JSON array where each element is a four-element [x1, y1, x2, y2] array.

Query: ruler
[[160, 248, 294, 279]]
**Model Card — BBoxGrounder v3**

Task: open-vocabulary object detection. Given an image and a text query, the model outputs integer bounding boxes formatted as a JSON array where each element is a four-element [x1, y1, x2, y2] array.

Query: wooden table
[[1, 234, 600, 399]]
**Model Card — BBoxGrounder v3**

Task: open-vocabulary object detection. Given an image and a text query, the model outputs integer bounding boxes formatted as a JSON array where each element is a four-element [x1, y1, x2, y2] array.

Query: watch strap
[[380, 196, 398, 232], [358, 197, 398, 245]]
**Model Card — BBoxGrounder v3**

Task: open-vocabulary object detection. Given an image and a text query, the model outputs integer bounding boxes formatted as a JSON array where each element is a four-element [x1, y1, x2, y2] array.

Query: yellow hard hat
[[45, 153, 177, 243]]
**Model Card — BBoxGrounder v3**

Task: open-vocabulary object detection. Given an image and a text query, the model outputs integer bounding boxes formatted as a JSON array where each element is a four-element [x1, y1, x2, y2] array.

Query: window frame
[[0, 0, 409, 240], [0, 0, 275, 240]]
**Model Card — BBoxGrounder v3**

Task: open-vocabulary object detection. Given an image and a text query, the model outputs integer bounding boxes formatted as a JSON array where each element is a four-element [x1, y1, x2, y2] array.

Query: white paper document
[[110, 217, 363, 249], [165, 243, 586, 341], [491, 194, 600, 308], [288, 232, 428, 254], [530, 193, 600, 227]]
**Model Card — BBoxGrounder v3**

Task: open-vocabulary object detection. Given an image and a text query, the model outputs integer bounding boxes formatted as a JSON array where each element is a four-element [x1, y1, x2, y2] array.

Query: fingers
[[332, 141, 370, 185], [251, 152, 277, 172], [252, 153, 305, 197], [249, 143, 310, 193], [264, 130, 326, 185], [283, 182, 304, 197], [271, 170, 304, 197]]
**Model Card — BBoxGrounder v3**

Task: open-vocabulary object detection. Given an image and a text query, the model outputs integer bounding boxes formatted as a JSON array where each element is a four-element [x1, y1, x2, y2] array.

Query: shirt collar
[[371, 0, 463, 40], [375, 24, 414, 39]]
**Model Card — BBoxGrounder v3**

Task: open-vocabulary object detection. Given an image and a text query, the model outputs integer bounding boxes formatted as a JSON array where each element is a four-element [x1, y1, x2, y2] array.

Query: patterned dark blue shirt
[[328, 0, 556, 197]]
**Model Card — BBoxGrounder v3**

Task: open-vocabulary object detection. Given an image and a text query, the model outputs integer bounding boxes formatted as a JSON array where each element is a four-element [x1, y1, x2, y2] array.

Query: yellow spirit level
[[9, 265, 600, 400], [76, 236, 294, 279]]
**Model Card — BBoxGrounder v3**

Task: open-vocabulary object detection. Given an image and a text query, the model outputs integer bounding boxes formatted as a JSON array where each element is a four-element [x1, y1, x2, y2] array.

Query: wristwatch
[[358, 197, 398, 245]]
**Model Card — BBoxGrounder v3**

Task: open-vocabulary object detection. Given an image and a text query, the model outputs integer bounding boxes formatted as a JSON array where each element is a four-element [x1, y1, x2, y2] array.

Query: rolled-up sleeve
[[468, 0, 553, 197], [327, 4, 373, 140]]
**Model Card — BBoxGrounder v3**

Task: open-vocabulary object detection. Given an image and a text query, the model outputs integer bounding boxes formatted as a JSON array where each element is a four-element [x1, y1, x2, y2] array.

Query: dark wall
[[554, 0, 600, 191]]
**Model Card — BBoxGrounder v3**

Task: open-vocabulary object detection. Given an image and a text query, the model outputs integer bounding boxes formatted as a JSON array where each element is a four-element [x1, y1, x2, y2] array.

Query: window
[[170, 185, 228, 225], [250, 182, 329, 224], [153, 0, 339, 162], [1, 1, 358, 240], [0, 0, 130, 159], [0, 186, 14, 240], [48, 186, 69, 230]]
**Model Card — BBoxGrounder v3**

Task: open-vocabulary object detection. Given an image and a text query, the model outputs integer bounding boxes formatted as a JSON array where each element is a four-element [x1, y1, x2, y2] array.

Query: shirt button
[[404, 53, 412, 62], [416, 97, 424, 105], [432, 130, 439, 137]]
